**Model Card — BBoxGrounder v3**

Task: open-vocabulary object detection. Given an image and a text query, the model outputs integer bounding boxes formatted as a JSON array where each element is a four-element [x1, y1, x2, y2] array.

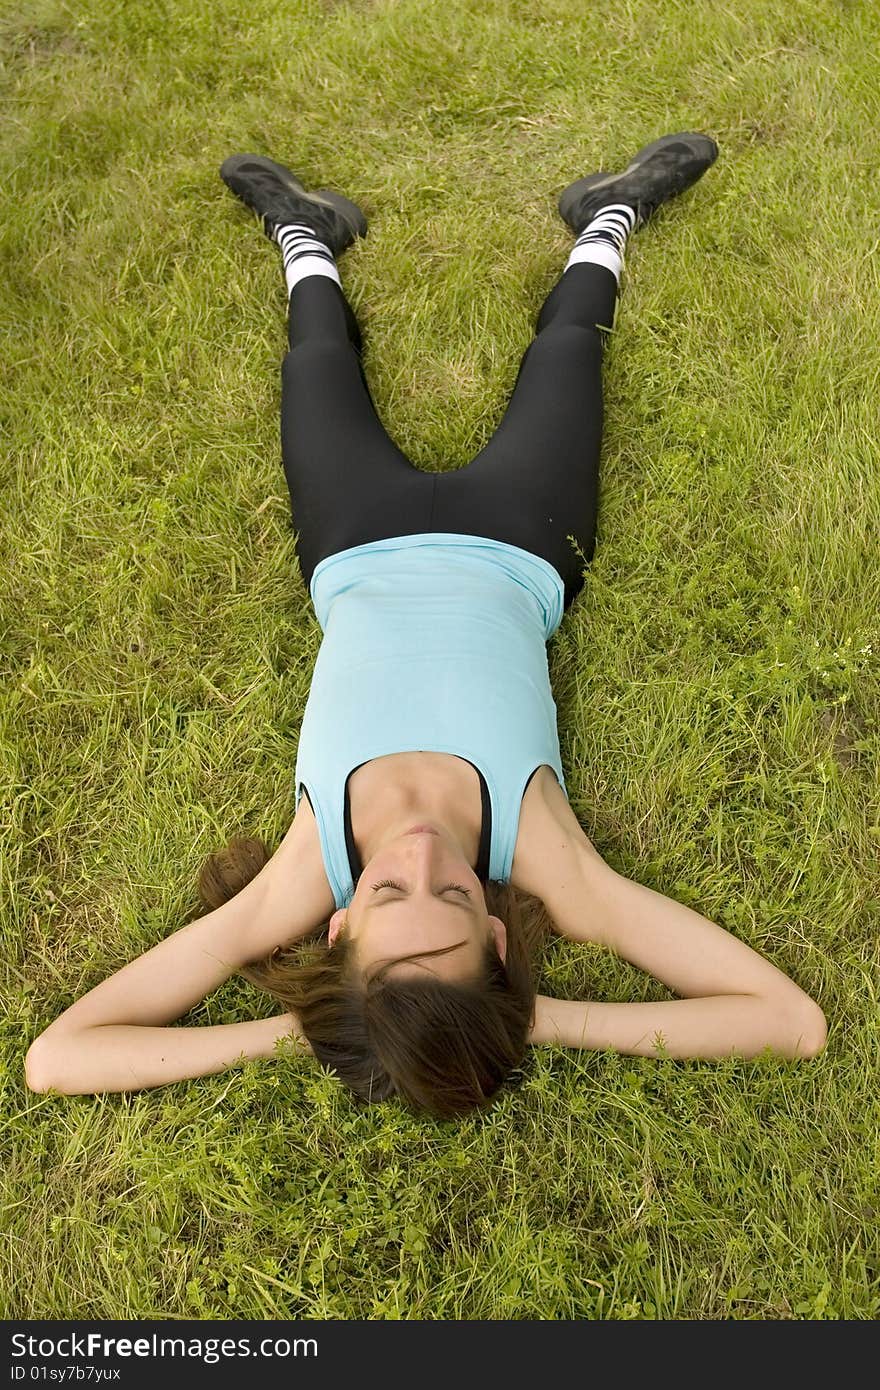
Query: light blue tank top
[[294, 532, 569, 909]]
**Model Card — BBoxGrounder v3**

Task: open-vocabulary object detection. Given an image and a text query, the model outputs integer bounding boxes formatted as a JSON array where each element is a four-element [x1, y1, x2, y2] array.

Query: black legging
[[280, 259, 618, 611]]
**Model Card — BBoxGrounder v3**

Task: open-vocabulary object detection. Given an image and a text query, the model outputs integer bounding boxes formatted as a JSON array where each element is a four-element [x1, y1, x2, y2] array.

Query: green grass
[[2, 0, 879, 1320]]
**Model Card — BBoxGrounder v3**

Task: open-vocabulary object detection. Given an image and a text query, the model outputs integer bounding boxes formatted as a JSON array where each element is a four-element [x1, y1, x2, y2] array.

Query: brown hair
[[198, 834, 551, 1119]]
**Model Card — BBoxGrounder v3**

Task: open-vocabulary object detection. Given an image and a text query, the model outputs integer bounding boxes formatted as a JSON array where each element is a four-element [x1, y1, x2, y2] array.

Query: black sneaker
[[219, 153, 367, 255], [558, 132, 718, 235]]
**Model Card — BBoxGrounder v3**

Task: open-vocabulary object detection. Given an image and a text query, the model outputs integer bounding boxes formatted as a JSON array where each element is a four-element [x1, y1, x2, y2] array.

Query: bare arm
[[530, 992, 825, 1059], [25, 1015, 309, 1095], [519, 806, 826, 1059], [25, 813, 334, 1094]]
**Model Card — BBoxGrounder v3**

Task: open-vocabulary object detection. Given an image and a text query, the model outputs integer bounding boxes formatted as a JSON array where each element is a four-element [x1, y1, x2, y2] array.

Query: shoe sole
[[219, 154, 368, 239], [558, 131, 718, 229]]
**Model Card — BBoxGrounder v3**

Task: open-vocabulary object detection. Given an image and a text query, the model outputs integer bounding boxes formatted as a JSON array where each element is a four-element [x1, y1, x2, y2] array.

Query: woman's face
[[329, 824, 507, 982]]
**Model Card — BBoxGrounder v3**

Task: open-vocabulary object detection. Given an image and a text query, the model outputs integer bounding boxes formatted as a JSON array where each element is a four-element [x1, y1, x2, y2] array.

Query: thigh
[[281, 339, 436, 587], [431, 322, 605, 609]]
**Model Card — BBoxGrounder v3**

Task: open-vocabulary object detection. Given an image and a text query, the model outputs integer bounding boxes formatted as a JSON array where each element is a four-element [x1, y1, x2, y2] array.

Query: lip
[[405, 825, 439, 835]]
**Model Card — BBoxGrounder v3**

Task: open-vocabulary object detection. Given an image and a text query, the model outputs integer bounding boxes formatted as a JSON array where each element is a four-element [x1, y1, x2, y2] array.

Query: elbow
[[25, 1036, 56, 1093], [25, 1034, 73, 1094], [782, 994, 827, 1059], [797, 998, 828, 1058]]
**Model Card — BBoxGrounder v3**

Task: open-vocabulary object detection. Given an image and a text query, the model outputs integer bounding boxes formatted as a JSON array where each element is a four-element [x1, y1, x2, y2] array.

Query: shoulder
[[282, 790, 326, 877], [266, 794, 336, 925], [510, 766, 599, 900]]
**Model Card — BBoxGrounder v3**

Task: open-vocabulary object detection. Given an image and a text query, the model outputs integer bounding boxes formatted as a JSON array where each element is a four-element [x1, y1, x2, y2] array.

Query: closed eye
[[371, 879, 471, 896]]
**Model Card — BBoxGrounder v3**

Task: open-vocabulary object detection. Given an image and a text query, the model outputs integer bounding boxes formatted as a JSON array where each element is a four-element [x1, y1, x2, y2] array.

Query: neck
[[350, 756, 482, 866]]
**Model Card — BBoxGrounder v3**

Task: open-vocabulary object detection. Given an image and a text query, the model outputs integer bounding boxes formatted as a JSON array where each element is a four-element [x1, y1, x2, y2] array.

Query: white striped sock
[[564, 203, 637, 283], [271, 222, 342, 296]]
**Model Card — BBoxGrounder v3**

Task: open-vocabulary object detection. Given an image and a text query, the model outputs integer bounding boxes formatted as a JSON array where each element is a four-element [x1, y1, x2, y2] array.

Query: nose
[[407, 829, 445, 880]]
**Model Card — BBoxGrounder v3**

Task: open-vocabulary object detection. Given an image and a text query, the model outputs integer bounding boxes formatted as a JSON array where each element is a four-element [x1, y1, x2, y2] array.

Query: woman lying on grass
[[26, 133, 826, 1118]]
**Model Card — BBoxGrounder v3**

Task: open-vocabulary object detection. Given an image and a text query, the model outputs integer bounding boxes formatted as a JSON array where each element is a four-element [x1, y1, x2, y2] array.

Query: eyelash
[[372, 879, 471, 896]]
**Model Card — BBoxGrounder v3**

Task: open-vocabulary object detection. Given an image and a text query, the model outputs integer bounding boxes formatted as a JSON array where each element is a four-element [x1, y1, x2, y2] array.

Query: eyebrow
[[366, 893, 477, 916]]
